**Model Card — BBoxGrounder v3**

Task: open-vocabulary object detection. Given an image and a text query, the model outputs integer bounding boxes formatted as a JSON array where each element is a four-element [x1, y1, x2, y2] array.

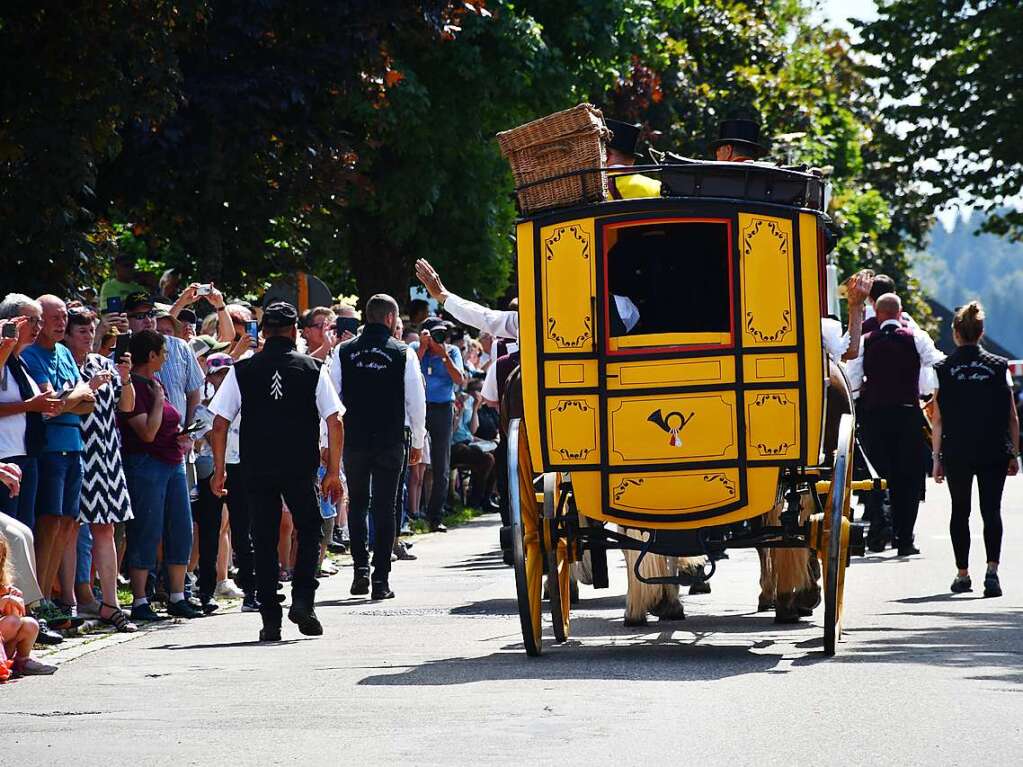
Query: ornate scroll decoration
[[702, 473, 737, 497], [747, 392, 796, 456], [742, 218, 792, 343], [612, 477, 644, 503], [548, 399, 597, 461], [543, 224, 592, 349]]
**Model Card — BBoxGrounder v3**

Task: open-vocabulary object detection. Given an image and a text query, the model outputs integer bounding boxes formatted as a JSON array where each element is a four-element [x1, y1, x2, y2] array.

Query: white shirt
[[614, 296, 641, 333], [0, 364, 41, 460], [444, 294, 519, 340], [846, 318, 946, 396], [328, 345, 427, 450], [820, 318, 850, 361], [209, 364, 344, 423]]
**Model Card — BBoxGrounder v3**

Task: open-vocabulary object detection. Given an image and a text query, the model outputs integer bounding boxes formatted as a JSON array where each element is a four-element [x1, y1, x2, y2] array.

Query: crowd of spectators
[[0, 253, 504, 680]]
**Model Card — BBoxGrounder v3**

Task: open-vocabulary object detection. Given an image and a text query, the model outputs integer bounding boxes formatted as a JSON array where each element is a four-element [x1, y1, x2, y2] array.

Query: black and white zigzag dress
[[78, 354, 133, 524]]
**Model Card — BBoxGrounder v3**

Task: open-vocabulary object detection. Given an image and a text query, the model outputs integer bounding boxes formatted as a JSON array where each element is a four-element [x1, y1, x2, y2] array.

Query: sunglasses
[[128, 310, 156, 320]]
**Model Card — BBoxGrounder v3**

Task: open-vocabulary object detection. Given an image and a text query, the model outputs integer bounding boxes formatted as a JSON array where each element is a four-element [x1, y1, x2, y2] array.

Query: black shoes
[[950, 575, 972, 593], [259, 626, 282, 642], [983, 572, 1002, 598], [34, 619, 64, 645], [897, 545, 921, 557], [130, 603, 166, 622], [288, 603, 323, 636], [167, 598, 203, 619], [429, 522, 448, 533], [351, 571, 370, 596], [200, 598, 220, 615], [371, 582, 395, 600]]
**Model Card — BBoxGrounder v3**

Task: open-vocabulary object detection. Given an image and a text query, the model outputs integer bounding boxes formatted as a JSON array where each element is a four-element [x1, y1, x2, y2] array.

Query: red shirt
[[118, 374, 186, 465]]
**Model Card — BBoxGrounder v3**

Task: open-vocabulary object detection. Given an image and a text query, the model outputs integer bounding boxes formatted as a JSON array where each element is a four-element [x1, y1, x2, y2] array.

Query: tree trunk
[[348, 221, 414, 309]]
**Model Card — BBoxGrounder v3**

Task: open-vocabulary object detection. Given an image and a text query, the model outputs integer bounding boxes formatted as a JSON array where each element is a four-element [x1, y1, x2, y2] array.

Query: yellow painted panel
[[608, 356, 734, 390], [545, 395, 601, 465], [799, 213, 826, 464], [746, 353, 799, 384], [609, 469, 741, 515], [610, 331, 731, 351], [745, 390, 801, 460], [516, 221, 544, 473], [572, 466, 781, 530], [739, 214, 797, 348], [607, 392, 737, 465], [539, 220, 596, 354], [543, 359, 598, 389]]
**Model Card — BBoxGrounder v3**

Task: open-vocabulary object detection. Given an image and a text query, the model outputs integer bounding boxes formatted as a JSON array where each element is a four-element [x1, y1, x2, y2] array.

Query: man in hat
[[209, 301, 344, 641], [99, 254, 150, 309], [409, 316, 466, 532], [709, 117, 770, 162], [604, 118, 662, 200]]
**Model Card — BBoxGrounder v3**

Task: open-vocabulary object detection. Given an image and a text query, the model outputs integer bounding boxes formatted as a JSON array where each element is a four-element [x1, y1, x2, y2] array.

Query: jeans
[[224, 463, 255, 596], [244, 468, 321, 627], [0, 455, 38, 528], [346, 443, 405, 581], [76, 523, 92, 586], [425, 403, 454, 524], [124, 454, 193, 570], [36, 451, 83, 519], [945, 460, 1009, 569]]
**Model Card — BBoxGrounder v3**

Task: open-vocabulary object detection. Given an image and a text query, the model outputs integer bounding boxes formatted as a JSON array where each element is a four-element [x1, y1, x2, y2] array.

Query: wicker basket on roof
[[497, 103, 610, 214]]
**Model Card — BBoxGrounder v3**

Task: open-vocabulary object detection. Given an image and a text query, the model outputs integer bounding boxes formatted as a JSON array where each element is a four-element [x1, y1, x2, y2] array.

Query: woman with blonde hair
[[932, 301, 1020, 597]]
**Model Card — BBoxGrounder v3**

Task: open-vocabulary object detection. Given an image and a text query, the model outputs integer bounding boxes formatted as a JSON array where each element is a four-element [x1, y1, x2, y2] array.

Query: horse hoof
[[623, 616, 648, 627], [758, 600, 776, 612], [774, 611, 802, 624]]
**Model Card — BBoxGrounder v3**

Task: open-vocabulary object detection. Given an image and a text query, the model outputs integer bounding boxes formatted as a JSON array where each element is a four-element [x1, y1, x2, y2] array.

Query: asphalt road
[[6, 477, 1022, 766]]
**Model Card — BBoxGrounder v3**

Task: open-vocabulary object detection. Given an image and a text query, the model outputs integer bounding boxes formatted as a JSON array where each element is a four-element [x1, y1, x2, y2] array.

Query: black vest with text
[[235, 337, 322, 476], [336, 323, 407, 449], [935, 344, 1012, 465]]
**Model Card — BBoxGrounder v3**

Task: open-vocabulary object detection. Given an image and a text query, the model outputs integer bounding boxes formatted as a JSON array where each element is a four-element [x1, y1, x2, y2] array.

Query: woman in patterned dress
[[64, 309, 136, 632]]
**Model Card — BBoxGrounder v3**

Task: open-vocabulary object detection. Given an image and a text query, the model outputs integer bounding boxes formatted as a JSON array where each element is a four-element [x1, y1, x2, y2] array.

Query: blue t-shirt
[[452, 394, 474, 444], [21, 343, 84, 452], [410, 342, 464, 404]]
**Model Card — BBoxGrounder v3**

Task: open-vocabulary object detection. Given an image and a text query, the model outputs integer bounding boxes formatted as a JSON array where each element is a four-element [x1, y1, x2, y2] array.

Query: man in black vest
[[331, 294, 425, 599], [859, 293, 943, 556], [209, 301, 344, 642]]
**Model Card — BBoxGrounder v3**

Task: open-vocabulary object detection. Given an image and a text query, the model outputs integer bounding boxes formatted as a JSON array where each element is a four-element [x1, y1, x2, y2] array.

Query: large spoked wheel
[[543, 473, 571, 643], [508, 419, 543, 656], [823, 413, 854, 656]]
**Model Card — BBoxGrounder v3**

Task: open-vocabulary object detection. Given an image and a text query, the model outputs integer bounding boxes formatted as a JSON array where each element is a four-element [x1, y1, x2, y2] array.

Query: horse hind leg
[[757, 548, 776, 611], [649, 557, 685, 622], [622, 538, 648, 627]]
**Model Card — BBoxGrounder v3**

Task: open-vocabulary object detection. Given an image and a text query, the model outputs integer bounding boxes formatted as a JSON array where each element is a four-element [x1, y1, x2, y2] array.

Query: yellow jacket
[[608, 171, 661, 199]]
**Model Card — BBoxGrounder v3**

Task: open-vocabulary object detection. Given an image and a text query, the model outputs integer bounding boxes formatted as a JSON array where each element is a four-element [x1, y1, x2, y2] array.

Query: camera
[[429, 327, 449, 344], [195, 284, 213, 297], [1, 322, 17, 339], [335, 316, 359, 337]]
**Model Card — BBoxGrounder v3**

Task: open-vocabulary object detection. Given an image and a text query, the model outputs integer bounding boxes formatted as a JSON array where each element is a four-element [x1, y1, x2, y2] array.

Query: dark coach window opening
[[605, 219, 732, 351]]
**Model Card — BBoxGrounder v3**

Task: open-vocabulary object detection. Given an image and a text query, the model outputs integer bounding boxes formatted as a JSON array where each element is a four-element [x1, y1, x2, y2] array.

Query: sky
[[819, 0, 878, 32]]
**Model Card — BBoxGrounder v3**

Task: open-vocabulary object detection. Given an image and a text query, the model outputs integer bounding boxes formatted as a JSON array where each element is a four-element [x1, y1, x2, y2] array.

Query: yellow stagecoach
[[502, 136, 879, 657]]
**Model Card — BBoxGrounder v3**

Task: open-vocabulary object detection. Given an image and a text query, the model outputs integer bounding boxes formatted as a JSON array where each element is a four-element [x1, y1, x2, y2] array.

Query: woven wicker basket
[[497, 104, 609, 214]]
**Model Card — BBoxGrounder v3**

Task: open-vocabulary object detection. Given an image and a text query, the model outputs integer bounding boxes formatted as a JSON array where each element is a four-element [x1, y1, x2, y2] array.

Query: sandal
[[99, 602, 138, 633]]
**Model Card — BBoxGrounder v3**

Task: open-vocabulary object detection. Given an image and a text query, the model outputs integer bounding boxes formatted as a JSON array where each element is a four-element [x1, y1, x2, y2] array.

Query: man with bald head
[[859, 292, 945, 556], [21, 296, 97, 614]]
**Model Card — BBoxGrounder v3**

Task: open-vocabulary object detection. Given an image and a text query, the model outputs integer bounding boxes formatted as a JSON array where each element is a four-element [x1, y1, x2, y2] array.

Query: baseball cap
[[178, 308, 197, 325], [124, 292, 156, 313], [192, 334, 230, 355], [205, 353, 234, 373], [262, 301, 298, 328], [421, 316, 453, 332]]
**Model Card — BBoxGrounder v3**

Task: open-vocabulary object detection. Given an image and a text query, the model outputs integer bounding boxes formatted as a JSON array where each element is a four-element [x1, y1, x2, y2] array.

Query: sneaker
[[317, 560, 339, 577], [13, 658, 58, 676], [429, 522, 448, 533], [950, 575, 972, 593], [259, 626, 281, 642], [983, 572, 1002, 598], [200, 598, 220, 615], [287, 604, 323, 636], [351, 572, 370, 596], [241, 594, 261, 613], [167, 598, 203, 619], [214, 580, 245, 599], [394, 542, 417, 561], [130, 602, 166, 622]]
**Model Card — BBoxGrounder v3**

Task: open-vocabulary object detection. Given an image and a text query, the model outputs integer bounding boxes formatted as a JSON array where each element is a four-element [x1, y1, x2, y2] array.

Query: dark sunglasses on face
[[128, 310, 156, 320]]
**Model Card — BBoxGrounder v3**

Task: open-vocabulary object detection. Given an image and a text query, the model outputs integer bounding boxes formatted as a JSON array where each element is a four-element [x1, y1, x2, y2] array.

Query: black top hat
[[262, 301, 299, 328], [605, 119, 643, 158], [709, 118, 769, 158]]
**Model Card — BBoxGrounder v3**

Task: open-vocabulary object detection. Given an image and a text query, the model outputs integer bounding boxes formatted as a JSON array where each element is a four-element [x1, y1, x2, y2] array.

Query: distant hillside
[[911, 211, 1023, 359]]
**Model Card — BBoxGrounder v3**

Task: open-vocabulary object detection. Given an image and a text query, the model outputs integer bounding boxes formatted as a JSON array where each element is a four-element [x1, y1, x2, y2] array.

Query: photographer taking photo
[[410, 317, 465, 532]]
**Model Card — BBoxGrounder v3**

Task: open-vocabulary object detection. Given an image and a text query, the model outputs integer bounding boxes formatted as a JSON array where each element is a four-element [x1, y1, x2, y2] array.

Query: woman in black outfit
[[932, 302, 1020, 597]]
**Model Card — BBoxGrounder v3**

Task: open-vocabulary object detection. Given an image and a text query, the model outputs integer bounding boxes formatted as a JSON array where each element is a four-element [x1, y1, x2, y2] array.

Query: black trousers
[[945, 460, 1008, 569], [225, 463, 255, 596], [243, 468, 321, 626], [346, 443, 405, 581], [425, 403, 454, 524], [860, 405, 925, 548], [450, 442, 495, 507], [193, 475, 223, 602]]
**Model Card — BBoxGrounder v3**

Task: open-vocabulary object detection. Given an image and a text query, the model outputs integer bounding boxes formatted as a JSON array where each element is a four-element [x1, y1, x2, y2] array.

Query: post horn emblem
[[648, 409, 693, 448]]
